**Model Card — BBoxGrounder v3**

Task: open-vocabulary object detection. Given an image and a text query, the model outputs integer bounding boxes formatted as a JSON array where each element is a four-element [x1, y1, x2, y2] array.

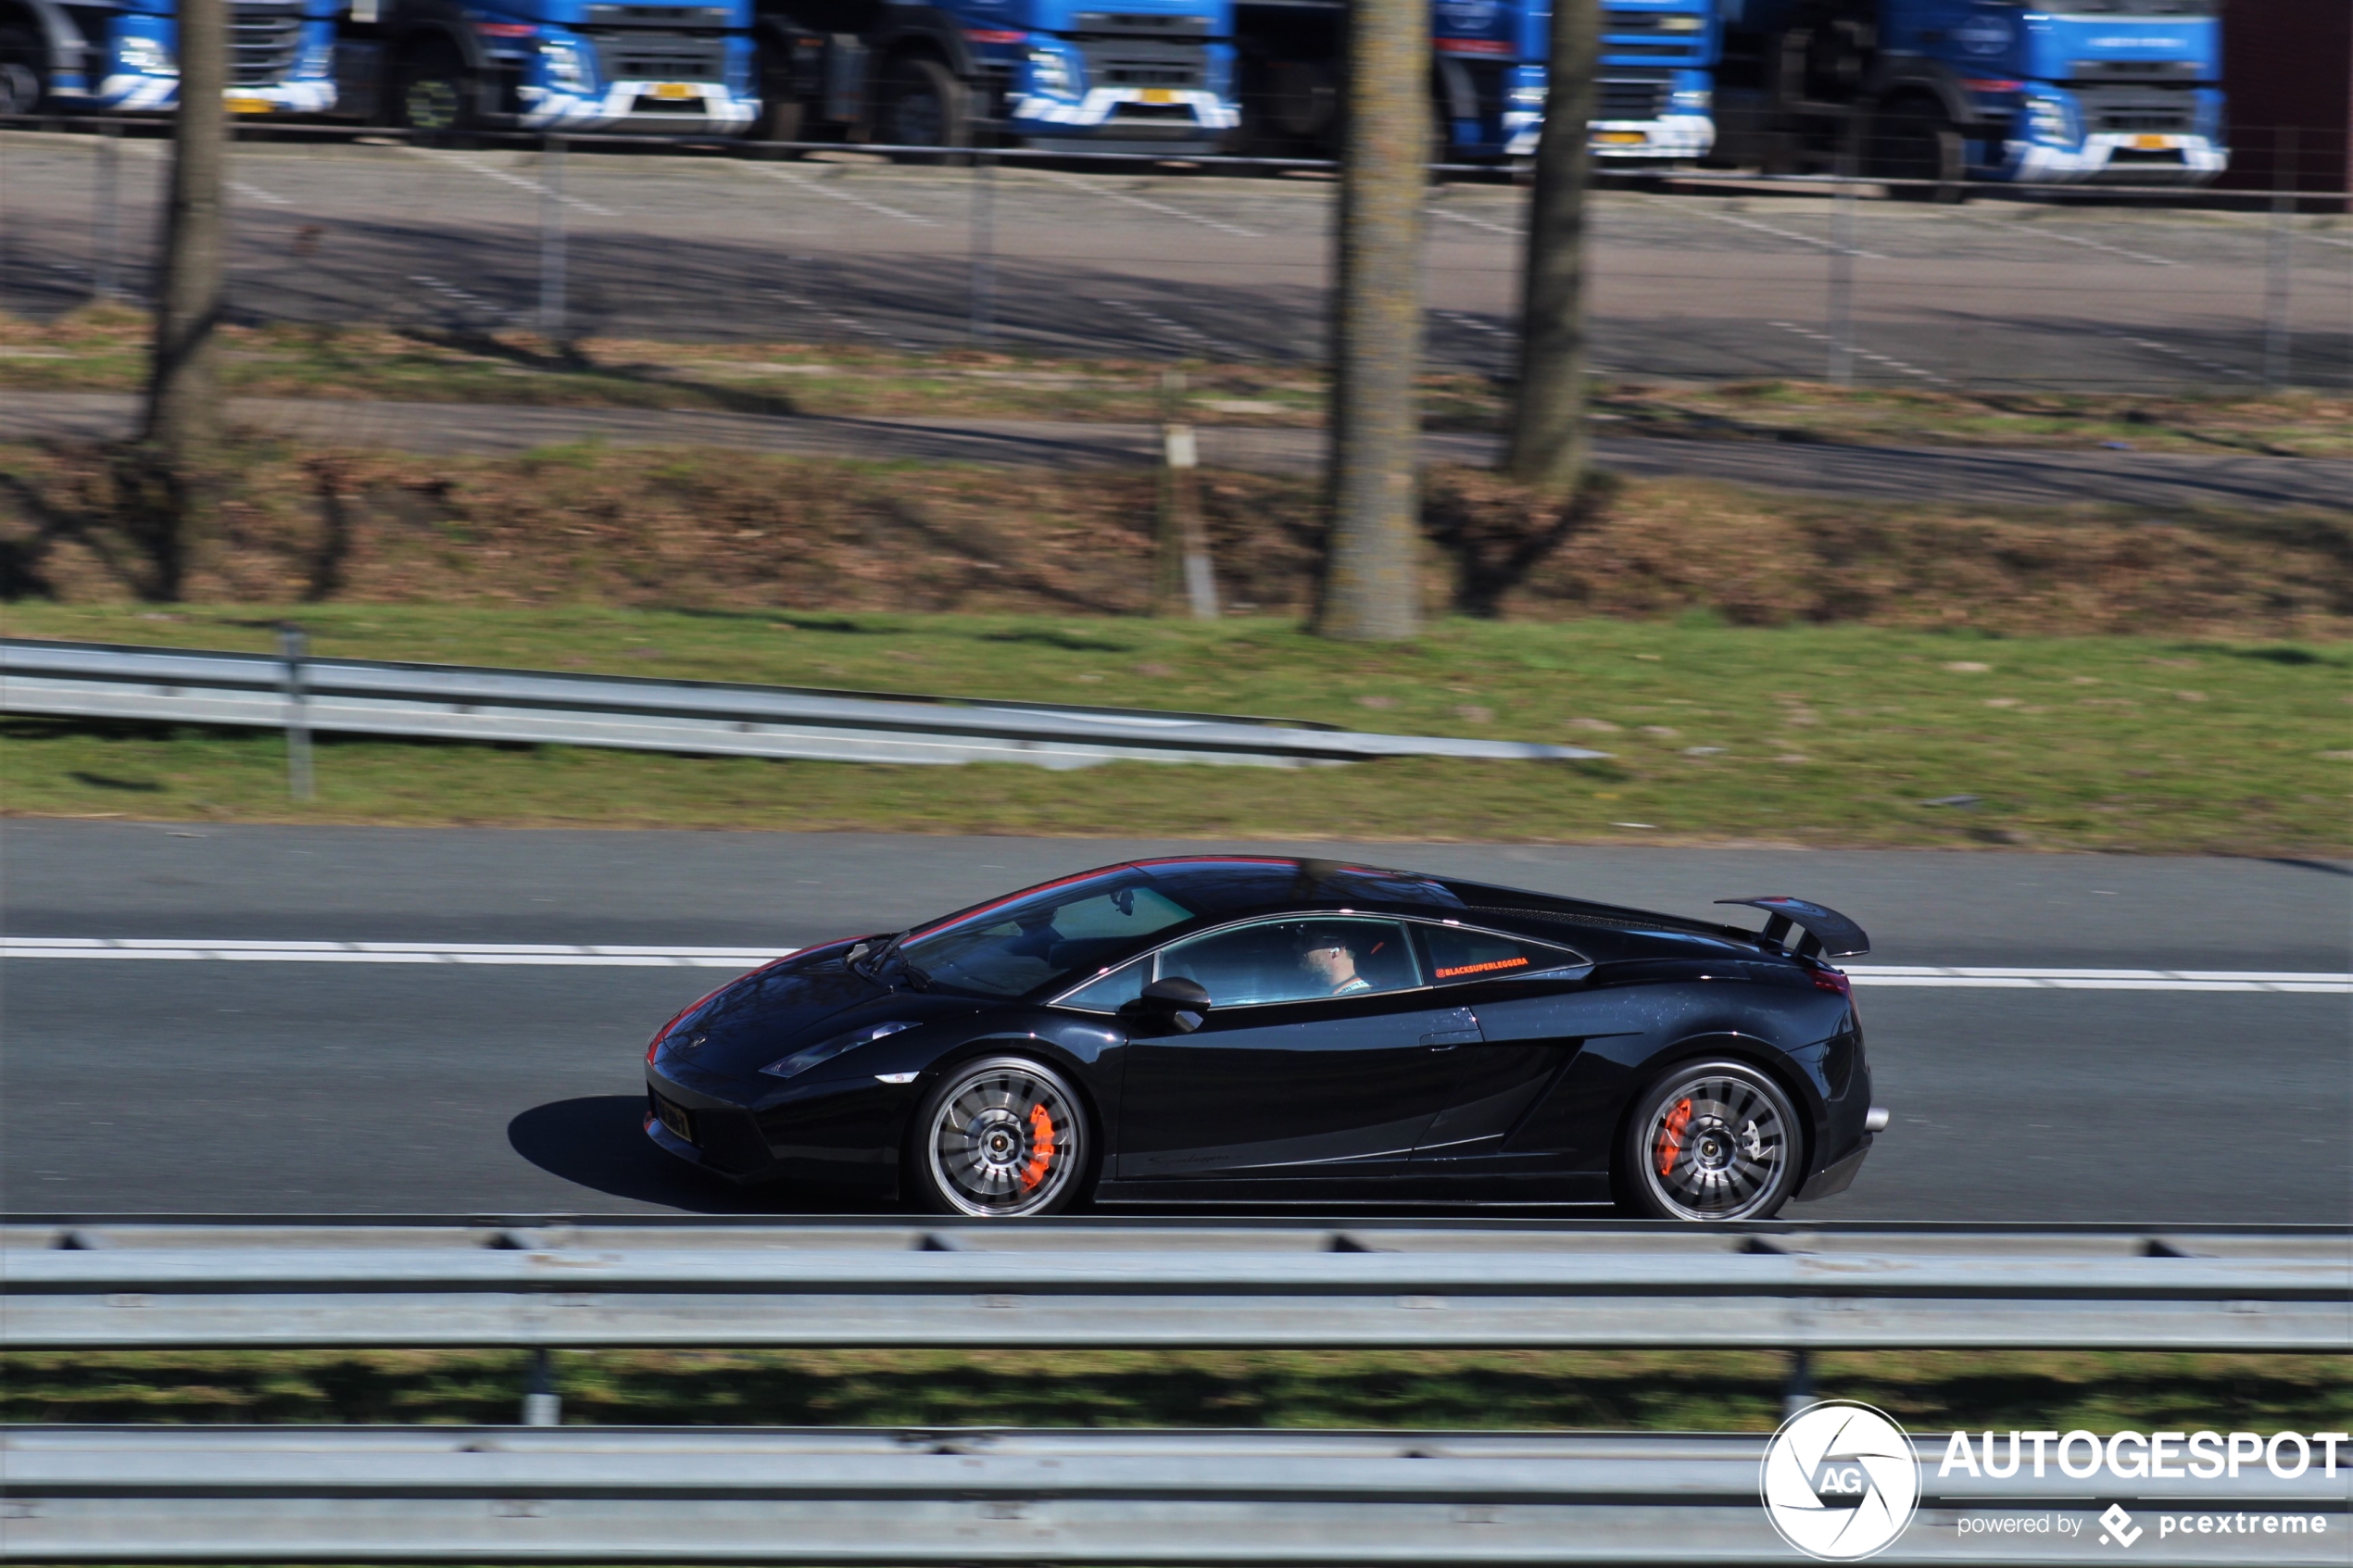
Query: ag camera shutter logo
[[1761, 1401, 1922, 1561]]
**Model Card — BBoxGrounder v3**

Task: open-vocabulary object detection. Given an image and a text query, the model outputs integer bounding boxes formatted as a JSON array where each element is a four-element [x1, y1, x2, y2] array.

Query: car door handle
[[1420, 1027, 1481, 1049]]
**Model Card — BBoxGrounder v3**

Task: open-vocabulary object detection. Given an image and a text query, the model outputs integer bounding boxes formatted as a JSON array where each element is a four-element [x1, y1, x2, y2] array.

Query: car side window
[[1055, 956, 1150, 1014], [1154, 918, 1420, 1010], [1414, 922, 1588, 985]]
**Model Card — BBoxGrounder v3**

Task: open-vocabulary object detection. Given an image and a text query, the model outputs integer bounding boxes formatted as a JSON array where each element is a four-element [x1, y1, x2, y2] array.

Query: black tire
[[906, 1054, 1090, 1218], [393, 39, 472, 132], [0, 24, 46, 117], [1870, 98, 1964, 203], [1617, 1059, 1805, 1222], [881, 55, 970, 155]]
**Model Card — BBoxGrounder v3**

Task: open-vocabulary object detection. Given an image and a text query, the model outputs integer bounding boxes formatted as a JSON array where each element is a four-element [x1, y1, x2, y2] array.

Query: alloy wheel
[[1639, 1071, 1792, 1221], [924, 1059, 1084, 1217]]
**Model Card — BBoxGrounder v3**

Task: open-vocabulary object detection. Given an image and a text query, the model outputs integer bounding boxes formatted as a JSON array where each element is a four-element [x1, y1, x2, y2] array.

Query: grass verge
[[6, 307, 2348, 454], [6, 441, 2346, 635], [5, 1349, 2347, 1433], [4, 607, 2346, 854]]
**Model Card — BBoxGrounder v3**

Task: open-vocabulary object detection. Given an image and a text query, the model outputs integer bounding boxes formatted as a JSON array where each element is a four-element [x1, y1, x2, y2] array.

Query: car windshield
[[895, 872, 1195, 998]]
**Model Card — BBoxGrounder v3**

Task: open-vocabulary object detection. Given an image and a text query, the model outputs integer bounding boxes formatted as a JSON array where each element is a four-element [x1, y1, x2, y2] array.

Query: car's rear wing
[[1716, 896, 1870, 960]]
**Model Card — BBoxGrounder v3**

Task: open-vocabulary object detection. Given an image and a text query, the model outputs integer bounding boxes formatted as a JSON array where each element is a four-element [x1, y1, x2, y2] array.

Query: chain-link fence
[[3, 122, 2348, 393]]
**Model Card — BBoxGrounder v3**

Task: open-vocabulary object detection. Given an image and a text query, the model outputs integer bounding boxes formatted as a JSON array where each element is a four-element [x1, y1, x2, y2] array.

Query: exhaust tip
[[1863, 1106, 1890, 1134]]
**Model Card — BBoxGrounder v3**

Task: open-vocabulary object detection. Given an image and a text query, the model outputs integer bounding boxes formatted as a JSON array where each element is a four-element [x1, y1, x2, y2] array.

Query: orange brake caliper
[[1018, 1102, 1056, 1191], [1655, 1098, 1693, 1179]]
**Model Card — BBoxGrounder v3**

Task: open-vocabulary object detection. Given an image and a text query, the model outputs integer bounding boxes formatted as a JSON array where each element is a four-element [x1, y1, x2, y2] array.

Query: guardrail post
[[2262, 126, 2296, 391], [539, 133, 567, 345], [1783, 1347, 1815, 1418], [1155, 370, 1218, 621], [521, 1348, 560, 1426], [969, 138, 997, 344], [93, 122, 122, 304], [277, 623, 314, 802]]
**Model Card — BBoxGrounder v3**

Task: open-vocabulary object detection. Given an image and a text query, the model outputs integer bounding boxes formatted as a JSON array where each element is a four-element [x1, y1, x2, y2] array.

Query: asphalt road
[[3, 820, 2345, 1222], [4, 132, 2348, 391]]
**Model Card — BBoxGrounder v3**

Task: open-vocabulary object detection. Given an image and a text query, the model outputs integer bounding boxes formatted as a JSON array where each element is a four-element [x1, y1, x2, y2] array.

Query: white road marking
[[229, 180, 293, 208], [411, 272, 522, 322], [744, 165, 938, 227], [1848, 965, 2350, 994], [762, 288, 925, 351], [1643, 196, 1887, 260], [1768, 320, 1947, 383], [6, 940, 2343, 991], [1093, 296, 1254, 360], [1429, 206, 1521, 239], [1037, 169, 1262, 239], [1, 938, 793, 968], [2093, 325, 2258, 382], [399, 144, 620, 219], [1960, 216, 2181, 269]]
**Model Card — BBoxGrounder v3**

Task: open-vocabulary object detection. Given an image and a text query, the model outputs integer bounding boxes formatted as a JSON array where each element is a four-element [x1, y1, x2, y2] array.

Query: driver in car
[[1298, 926, 1373, 997]]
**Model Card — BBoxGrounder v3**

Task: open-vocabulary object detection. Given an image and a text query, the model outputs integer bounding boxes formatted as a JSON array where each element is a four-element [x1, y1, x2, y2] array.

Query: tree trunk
[[145, 0, 228, 466], [1315, 0, 1428, 642], [1504, 0, 1596, 494]]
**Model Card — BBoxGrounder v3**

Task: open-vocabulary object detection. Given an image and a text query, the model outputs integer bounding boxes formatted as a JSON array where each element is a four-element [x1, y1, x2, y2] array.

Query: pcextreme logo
[[1761, 1401, 1923, 1562]]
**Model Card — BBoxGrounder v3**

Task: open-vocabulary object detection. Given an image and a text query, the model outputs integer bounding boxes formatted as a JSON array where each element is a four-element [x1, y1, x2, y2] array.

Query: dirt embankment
[[3, 440, 2346, 638]]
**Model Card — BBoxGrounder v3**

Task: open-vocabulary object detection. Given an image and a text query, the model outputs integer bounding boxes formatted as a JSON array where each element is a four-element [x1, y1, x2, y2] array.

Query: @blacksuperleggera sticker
[[1761, 1400, 1923, 1561]]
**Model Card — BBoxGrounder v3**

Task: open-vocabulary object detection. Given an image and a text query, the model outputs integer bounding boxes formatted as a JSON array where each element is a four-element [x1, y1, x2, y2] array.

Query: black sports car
[[643, 857, 1885, 1220]]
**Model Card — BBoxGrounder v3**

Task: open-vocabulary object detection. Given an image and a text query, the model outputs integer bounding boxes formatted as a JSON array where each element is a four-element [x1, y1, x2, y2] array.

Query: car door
[[1408, 922, 1597, 1163], [1115, 916, 1478, 1180]]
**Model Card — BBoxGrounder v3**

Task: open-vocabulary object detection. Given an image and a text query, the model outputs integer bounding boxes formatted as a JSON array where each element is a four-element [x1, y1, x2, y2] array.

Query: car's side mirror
[[1119, 975, 1211, 1035]]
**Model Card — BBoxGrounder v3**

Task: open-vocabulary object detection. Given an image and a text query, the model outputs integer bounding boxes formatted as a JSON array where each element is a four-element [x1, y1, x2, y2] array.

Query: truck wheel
[[0, 25, 45, 116], [1871, 99, 1963, 203], [394, 40, 472, 131], [882, 56, 970, 156]]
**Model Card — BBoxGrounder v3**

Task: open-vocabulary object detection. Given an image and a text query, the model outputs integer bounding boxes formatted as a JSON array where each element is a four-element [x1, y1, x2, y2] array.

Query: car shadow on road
[[506, 1097, 882, 1216]]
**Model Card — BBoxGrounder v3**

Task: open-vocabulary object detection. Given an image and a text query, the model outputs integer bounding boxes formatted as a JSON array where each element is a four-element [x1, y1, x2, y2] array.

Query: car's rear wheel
[[909, 1055, 1088, 1217], [1618, 1060, 1802, 1221]]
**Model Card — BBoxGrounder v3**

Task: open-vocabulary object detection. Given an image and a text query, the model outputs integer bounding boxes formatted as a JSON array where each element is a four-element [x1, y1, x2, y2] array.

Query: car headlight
[[761, 1020, 917, 1080], [540, 40, 595, 93], [119, 35, 174, 75], [2022, 94, 2075, 144], [1026, 47, 1076, 95]]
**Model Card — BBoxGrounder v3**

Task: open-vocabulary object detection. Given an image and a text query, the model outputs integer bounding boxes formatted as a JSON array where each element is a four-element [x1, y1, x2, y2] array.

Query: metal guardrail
[[6, 1223, 2347, 1352], [4, 1224, 2346, 1562], [0, 638, 1604, 770], [4, 1425, 2346, 1564]]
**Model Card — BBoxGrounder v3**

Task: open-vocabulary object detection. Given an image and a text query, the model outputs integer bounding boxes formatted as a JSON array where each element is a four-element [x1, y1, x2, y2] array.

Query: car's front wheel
[[1618, 1060, 1803, 1221], [908, 1054, 1089, 1217]]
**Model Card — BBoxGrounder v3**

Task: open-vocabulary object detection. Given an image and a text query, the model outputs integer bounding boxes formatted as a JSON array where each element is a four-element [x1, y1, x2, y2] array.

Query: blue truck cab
[[1709, 0, 2224, 186], [1435, 0, 1718, 165], [0, 0, 340, 116], [331, 0, 758, 130], [1946, 0, 2224, 182], [757, 0, 1237, 151]]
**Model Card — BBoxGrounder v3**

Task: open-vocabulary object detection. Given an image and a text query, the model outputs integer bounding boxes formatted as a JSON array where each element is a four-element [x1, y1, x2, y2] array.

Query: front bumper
[[2004, 132, 2225, 184], [645, 1064, 906, 1194], [1010, 86, 1239, 138], [521, 82, 757, 132]]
